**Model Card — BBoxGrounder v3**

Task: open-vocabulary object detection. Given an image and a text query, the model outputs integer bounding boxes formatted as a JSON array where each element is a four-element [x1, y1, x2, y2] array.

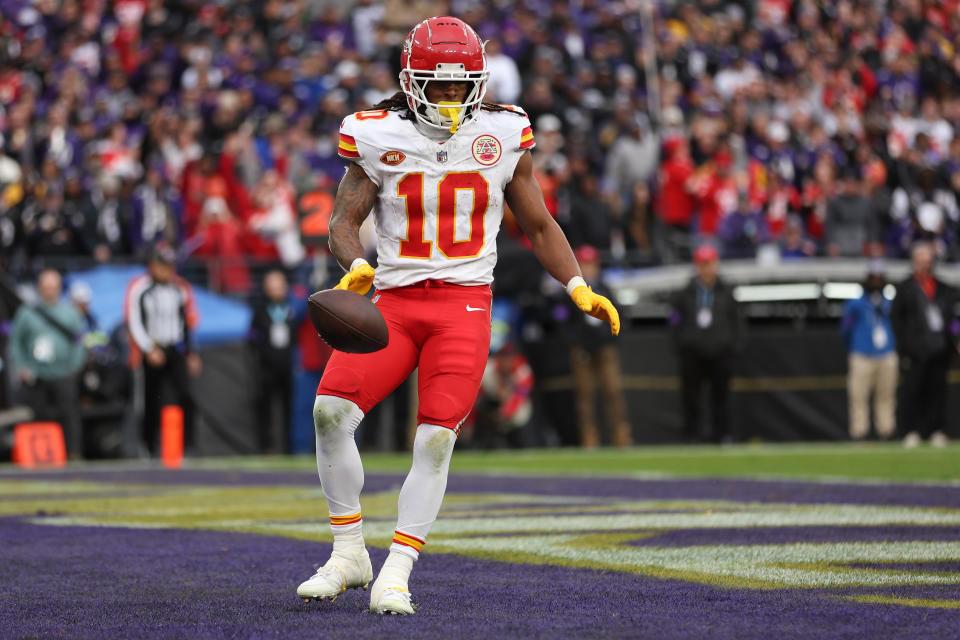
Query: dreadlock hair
[[371, 91, 523, 122]]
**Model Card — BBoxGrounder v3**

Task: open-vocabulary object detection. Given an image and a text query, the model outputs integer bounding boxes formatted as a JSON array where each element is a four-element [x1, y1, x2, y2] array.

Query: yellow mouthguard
[[437, 101, 462, 133]]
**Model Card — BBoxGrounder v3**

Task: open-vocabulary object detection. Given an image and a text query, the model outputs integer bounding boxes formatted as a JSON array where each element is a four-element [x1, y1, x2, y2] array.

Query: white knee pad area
[[411, 424, 457, 473], [313, 395, 364, 444]]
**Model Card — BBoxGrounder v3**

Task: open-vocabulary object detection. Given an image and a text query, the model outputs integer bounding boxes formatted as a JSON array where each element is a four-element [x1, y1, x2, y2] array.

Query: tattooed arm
[[328, 163, 379, 270]]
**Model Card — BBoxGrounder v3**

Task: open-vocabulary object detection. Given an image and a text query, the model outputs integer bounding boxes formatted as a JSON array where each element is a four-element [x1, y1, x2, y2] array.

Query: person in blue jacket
[[841, 260, 897, 440]]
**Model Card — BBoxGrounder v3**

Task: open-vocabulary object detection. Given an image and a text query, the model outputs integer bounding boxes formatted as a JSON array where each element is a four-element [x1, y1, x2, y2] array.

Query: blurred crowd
[[2, 0, 960, 294]]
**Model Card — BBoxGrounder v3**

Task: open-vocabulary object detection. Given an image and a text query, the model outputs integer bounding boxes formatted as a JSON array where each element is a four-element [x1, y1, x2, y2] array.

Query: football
[[307, 289, 389, 354]]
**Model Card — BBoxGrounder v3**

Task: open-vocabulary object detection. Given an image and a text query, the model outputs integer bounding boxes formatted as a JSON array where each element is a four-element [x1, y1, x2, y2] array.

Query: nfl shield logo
[[436, 150, 448, 164]]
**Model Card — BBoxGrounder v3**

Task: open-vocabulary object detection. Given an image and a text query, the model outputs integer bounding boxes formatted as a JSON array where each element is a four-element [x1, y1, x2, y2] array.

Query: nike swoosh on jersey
[[465, 305, 486, 312]]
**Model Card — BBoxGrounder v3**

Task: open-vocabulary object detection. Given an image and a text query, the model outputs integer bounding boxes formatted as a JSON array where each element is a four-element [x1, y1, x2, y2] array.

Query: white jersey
[[337, 106, 536, 289]]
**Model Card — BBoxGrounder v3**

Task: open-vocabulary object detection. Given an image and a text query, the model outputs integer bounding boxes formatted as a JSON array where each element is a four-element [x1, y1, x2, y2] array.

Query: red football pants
[[316, 281, 492, 432]]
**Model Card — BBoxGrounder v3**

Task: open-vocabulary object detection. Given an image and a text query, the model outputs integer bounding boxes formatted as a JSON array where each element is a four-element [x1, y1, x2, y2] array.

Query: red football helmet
[[399, 17, 489, 132]]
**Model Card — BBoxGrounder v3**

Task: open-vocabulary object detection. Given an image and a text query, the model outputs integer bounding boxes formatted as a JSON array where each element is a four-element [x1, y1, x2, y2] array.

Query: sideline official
[[670, 245, 744, 443], [891, 242, 958, 448], [248, 270, 301, 454], [125, 244, 201, 455]]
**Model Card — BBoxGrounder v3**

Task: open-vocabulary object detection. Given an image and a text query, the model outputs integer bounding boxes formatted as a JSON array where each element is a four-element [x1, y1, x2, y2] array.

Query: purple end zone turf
[[2, 518, 958, 640], [3, 469, 960, 638]]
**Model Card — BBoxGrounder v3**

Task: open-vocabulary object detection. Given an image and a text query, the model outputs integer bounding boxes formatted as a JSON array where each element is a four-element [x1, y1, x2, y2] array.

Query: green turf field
[[186, 442, 960, 483]]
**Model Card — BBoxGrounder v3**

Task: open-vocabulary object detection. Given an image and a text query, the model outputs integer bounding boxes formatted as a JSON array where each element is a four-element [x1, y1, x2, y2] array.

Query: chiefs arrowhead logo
[[472, 135, 501, 165], [380, 150, 406, 166]]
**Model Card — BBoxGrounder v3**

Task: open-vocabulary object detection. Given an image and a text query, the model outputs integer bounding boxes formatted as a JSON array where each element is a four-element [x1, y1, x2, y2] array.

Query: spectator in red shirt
[[690, 150, 738, 238], [657, 137, 694, 229], [653, 137, 697, 262], [801, 153, 837, 244], [187, 176, 251, 295], [765, 171, 802, 239], [179, 155, 217, 237]]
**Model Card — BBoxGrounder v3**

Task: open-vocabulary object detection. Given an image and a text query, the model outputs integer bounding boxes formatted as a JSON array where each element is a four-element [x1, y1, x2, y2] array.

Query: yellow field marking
[[847, 595, 960, 609]]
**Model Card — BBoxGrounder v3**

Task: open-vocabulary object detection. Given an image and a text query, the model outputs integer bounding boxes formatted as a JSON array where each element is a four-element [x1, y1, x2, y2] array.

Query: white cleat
[[369, 580, 416, 615], [930, 431, 950, 449], [297, 549, 372, 602]]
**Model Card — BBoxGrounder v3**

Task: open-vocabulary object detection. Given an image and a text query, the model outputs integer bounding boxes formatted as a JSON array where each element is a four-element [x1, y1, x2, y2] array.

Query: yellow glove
[[334, 259, 375, 295], [569, 278, 620, 336]]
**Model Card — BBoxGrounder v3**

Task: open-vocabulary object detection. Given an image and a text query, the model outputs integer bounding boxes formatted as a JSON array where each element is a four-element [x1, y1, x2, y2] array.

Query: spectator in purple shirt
[[718, 191, 770, 259]]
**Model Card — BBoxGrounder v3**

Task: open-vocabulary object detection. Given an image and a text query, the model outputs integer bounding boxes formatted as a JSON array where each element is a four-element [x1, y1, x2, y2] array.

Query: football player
[[297, 16, 620, 615]]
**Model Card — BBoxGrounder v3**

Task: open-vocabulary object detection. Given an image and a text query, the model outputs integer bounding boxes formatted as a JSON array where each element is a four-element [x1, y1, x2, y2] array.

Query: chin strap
[[437, 101, 462, 133]]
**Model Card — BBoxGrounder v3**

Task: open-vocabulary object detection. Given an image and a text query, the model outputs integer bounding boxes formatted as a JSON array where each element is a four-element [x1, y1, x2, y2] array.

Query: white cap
[[767, 120, 789, 143], [537, 114, 562, 133], [336, 60, 361, 79]]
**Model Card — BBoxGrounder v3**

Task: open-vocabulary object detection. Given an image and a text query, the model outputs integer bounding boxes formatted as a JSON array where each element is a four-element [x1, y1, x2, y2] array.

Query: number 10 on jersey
[[397, 172, 489, 259]]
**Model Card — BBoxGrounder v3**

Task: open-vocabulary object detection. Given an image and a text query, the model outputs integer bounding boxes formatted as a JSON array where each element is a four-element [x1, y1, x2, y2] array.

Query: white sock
[[389, 423, 457, 560], [377, 550, 415, 589], [313, 395, 366, 549]]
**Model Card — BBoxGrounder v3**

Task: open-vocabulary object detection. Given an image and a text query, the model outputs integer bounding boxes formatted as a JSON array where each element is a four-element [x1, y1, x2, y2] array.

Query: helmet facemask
[[400, 62, 489, 133]]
